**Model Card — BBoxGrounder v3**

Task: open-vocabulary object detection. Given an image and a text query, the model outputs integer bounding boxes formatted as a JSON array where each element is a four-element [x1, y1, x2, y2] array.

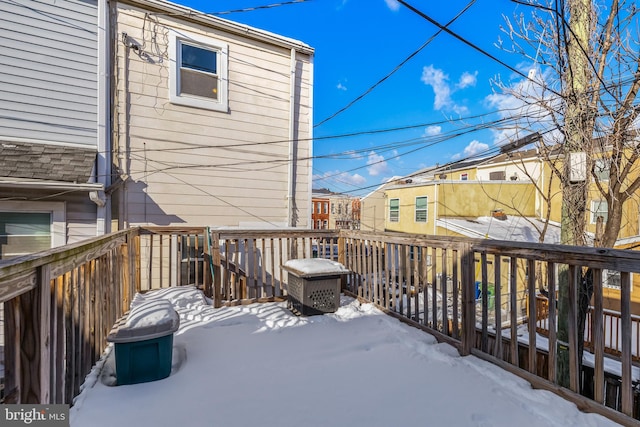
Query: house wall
[[114, 3, 313, 228], [384, 185, 438, 234], [0, 0, 98, 147], [384, 182, 537, 234], [311, 197, 329, 229], [360, 188, 386, 232], [476, 158, 542, 182], [541, 157, 640, 240], [0, 0, 102, 245], [0, 191, 98, 247], [437, 182, 537, 218]]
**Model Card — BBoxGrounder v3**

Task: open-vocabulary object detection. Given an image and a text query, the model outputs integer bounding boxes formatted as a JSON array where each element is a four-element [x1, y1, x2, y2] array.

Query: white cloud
[[423, 125, 442, 136], [340, 172, 367, 186], [421, 65, 451, 110], [484, 67, 559, 146], [421, 65, 476, 114], [457, 71, 478, 89], [463, 140, 489, 157], [336, 82, 347, 91], [366, 151, 390, 176], [385, 0, 400, 11]]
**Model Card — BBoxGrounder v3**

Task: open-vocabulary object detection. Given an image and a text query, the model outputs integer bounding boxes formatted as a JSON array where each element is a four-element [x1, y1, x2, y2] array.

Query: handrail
[[536, 294, 640, 362], [0, 226, 638, 425]]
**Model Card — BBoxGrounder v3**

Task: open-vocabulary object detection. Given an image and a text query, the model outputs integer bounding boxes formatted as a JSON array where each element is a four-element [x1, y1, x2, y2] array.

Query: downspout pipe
[[287, 48, 296, 227], [96, 0, 111, 235]]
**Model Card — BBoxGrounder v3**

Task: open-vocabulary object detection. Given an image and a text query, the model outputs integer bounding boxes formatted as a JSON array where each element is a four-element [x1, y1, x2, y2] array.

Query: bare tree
[[494, 0, 640, 389], [494, 0, 640, 247]]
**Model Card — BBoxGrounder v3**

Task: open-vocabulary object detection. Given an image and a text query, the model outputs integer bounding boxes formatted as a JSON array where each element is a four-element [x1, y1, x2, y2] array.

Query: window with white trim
[[389, 198, 399, 222], [460, 173, 468, 181], [593, 159, 610, 182], [590, 200, 608, 224], [415, 196, 427, 222], [0, 201, 65, 259], [169, 31, 228, 112], [602, 269, 632, 292]]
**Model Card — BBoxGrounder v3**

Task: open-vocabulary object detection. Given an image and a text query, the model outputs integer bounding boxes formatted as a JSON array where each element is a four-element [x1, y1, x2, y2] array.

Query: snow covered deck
[[70, 287, 618, 427]]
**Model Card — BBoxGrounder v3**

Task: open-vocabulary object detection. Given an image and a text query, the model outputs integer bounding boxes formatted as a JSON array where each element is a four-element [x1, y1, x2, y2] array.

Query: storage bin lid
[[283, 258, 349, 278], [107, 299, 180, 343]]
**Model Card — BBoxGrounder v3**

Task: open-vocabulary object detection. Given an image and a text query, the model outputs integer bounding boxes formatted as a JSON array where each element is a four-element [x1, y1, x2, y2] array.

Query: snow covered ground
[[70, 287, 621, 427]]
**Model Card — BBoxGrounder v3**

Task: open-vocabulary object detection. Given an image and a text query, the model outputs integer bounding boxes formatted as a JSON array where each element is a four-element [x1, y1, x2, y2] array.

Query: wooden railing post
[[5, 265, 51, 403], [211, 231, 223, 308], [460, 242, 476, 356], [3, 298, 19, 403], [38, 265, 51, 404], [620, 271, 633, 417], [338, 233, 346, 291], [134, 232, 141, 294]]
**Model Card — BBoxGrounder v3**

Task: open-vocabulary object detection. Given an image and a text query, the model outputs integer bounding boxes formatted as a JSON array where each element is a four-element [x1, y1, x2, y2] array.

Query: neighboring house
[[311, 188, 360, 230], [539, 140, 640, 312], [383, 146, 640, 314], [311, 189, 331, 229], [0, 0, 112, 259], [111, 0, 314, 229], [327, 193, 353, 229], [380, 154, 554, 322]]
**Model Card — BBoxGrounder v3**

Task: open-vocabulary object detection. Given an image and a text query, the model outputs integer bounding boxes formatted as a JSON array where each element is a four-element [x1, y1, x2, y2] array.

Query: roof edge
[[118, 0, 315, 55]]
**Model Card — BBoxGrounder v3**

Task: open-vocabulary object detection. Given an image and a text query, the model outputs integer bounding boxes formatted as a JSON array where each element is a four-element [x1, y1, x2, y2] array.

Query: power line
[[122, 108, 525, 156], [396, 0, 563, 99], [314, 0, 476, 128], [210, 0, 311, 15]]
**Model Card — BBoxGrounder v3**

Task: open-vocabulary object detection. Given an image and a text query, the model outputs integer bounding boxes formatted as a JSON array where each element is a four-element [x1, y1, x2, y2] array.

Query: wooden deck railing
[[0, 229, 140, 404], [536, 295, 640, 362], [1, 226, 639, 425]]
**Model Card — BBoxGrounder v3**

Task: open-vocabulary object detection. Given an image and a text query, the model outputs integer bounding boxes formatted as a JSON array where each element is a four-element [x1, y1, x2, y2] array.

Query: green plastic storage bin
[[107, 299, 179, 385]]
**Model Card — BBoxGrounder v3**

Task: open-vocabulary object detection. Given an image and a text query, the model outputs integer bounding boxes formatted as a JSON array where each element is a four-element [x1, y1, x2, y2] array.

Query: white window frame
[[389, 198, 399, 223], [602, 269, 632, 292], [593, 158, 610, 182], [415, 196, 427, 223], [460, 173, 468, 181], [0, 201, 66, 250], [590, 200, 608, 224], [169, 30, 229, 112]]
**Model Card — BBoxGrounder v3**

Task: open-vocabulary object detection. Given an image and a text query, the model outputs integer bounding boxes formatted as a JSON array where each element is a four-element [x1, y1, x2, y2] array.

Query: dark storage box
[[283, 259, 349, 316], [107, 299, 179, 385]]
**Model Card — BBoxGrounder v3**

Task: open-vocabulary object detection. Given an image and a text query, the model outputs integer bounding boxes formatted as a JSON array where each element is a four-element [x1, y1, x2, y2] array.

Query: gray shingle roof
[[0, 141, 97, 183]]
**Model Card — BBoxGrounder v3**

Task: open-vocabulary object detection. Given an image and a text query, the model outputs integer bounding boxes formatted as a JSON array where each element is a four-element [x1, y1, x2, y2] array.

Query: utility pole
[[557, 0, 593, 389]]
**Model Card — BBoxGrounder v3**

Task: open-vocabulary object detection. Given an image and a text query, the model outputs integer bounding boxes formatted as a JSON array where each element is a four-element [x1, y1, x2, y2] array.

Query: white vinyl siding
[[116, 6, 312, 227], [0, 0, 98, 146]]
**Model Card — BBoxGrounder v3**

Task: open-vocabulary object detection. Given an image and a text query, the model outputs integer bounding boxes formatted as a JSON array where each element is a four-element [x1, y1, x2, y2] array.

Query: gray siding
[[0, 0, 98, 146], [66, 196, 98, 243]]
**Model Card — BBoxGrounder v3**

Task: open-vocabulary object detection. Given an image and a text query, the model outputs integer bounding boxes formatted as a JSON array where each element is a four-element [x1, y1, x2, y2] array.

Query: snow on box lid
[[283, 258, 349, 278], [107, 299, 180, 343]]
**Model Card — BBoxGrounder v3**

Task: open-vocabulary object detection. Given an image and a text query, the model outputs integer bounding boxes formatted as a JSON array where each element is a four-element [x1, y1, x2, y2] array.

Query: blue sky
[[174, 0, 535, 196]]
